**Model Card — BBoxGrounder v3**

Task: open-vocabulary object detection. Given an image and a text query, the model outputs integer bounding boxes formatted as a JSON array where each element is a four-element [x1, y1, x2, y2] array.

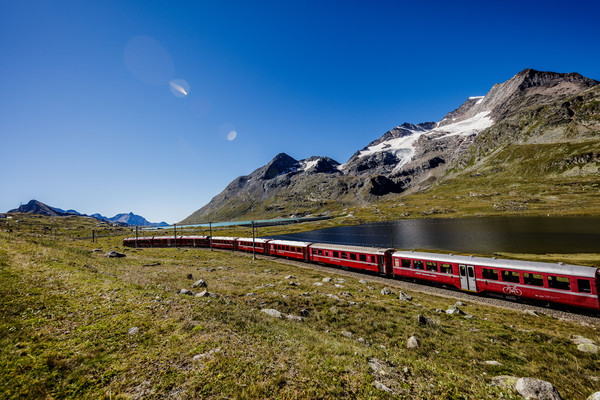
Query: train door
[[377, 255, 386, 275], [459, 264, 477, 291]]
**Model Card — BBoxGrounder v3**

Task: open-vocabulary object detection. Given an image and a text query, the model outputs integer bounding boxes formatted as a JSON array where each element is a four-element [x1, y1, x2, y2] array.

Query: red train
[[123, 236, 600, 310]]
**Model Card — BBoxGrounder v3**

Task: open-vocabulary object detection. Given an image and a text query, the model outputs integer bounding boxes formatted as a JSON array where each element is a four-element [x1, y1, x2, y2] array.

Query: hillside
[[181, 69, 600, 224], [1, 215, 599, 398]]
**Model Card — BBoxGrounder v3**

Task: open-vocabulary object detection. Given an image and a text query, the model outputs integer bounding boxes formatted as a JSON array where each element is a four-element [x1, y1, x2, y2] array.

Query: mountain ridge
[[8, 200, 168, 227], [179, 68, 600, 224]]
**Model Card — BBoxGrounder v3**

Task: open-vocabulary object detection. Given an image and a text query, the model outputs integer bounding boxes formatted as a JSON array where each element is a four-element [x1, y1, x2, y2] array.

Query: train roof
[[211, 236, 238, 241], [236, 237, 270, 243], [310, 243, 394, 255], [392, 250, 598, 278], [268, 239, 312, 247]]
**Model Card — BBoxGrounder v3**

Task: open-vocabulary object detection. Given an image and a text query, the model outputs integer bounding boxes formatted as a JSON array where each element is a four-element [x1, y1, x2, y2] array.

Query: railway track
[[233, 251, 600, 326]]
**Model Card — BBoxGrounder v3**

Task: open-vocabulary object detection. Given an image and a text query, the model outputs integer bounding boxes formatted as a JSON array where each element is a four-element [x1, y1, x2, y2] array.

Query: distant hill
[[180, 68, 600, 224], [8, 200, 168, 227]]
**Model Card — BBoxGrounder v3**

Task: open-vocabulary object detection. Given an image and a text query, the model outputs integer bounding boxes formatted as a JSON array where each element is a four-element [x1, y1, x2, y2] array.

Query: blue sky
[[2, 0, 599, 223]]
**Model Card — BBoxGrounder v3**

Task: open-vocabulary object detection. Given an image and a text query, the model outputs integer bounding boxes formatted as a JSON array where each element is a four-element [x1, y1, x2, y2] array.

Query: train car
[[267, 240, 311, 261], [392, 250, 600, 310], [210, 236, 238, 250], [236, 237, 271, 254], [179, 235, 210, 248], [309, 243, 394, 275]]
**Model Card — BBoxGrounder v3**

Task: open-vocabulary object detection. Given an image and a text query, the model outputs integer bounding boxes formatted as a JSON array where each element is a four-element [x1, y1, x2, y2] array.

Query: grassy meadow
[[1, 214, 599, 399]]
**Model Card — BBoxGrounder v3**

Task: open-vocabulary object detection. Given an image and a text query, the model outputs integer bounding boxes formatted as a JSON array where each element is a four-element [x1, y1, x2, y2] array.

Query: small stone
[[286, 314, 303, 322], [515, 377, 563, 400], [284, 275, 296, 279], [484, 360, 501, 366], [398, 291, 413, 301], [334, 278, 346, 283], [340, 292, 352, 297], [93, 248, 102, 252], [380, 287, 393, 295], [314, 282, 324, 286], [260, 309, 283, 318], [588, 392, 600, 400], [358, 279, 367, 284], [178, 289, 193, 296], [127, 327, 139, 335], [373, 381, 392, 393], [186, 273, 193, 280], [455, 301, 467, 306], [192, 279, 207, 288], [334, 284, 344, 288], [330, 306, 338, 313], [245, 292, 256, 296], [406, 336, 419, 349], [341, 331, 353, 338], [322, 277, 332, 283], [192, 347, 221, 361], [288, 281, 300, 286], [523, 309, 540, 317]]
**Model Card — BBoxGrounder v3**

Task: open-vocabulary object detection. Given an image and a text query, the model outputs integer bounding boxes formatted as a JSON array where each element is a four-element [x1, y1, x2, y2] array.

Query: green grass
[[1, 215, 599, 399]]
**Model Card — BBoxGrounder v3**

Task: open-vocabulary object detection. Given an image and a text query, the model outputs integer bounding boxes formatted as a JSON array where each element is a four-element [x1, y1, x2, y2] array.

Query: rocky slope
[[182, 69, 600, 224]]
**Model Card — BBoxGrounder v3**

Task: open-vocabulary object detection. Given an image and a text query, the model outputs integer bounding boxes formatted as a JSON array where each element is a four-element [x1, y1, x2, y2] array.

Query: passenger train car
[[123, 235, 600, 310]]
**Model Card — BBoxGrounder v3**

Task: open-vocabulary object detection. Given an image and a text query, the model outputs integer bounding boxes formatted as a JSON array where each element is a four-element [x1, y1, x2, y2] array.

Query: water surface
[[267, 216, 600, 255]]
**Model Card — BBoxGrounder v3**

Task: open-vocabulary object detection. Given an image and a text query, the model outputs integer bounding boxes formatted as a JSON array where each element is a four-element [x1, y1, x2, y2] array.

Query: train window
[[393, 258, 400, 267], [359, 254, 367, 262], [548, 276, 571, 291], [341, 252, 347, 259], [577, 279, 591, 293], [401, 259, 411, 268], [481, 268, 499, 280], [523, 273, 544, 287], [333, 251, 339, 258], [349, 253, 356, 261], [501, 270, 520, 283], [413, 260, 424, 270], [426, 261, 438, 272], [440, 263, 453, 274]]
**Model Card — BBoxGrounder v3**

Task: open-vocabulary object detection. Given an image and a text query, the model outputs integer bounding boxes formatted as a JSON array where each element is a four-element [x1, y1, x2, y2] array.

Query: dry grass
[[1, 215, 599, 399]]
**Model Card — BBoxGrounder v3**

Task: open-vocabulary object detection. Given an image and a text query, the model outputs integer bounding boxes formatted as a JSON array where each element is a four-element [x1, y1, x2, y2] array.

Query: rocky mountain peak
[[262, 153, 299, 180]]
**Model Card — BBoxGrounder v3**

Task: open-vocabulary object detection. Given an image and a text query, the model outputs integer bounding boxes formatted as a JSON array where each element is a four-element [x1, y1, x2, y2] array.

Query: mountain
[[8, 200, 168, 227], [8, 200, 79, 217], [181, 69, 600, 224], [109, 212, 169, 227]]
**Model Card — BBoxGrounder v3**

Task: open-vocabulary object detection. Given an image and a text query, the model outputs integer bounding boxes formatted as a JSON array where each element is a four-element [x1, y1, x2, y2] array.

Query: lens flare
[[227, 130, 237, 141], [169, 79, 190, 97]]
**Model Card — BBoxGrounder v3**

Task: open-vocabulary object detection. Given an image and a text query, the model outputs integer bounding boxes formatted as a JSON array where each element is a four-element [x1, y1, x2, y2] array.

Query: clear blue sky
[[2, 0, 599, 223]]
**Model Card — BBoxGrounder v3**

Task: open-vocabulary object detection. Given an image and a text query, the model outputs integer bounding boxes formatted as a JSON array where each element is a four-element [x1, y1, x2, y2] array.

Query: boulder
[[406, 336, 419, 349], [587, 392, 600, 400], [399, 291, 413, 301], [105, 250, 126, 258], [192, 279, 207, 288], [578, 343, 599, 354], [515, 377, 563, 400], [178, 289, 194, 296], [195, 290, 218, 298], [381, 287, 393, 295], [491, 375, 519, 390], [416, 314, 435, 325], [446, 306, 466, 315]]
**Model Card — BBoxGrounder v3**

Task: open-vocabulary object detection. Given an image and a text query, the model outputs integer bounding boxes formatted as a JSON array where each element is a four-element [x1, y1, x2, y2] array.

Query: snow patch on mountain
[[431, 111, 493, 139]]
